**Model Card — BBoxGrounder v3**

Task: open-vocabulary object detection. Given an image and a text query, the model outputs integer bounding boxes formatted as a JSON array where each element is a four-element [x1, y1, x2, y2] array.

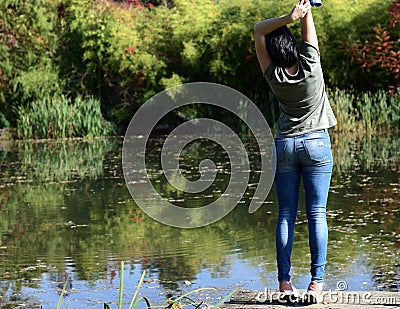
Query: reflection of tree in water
[[0, 139, 117, 302], [0, 132, 399, 306], [50, 271, 73, 294], [355, 188, 400, 291], [327, 150, 399, 291], [16, 138, 117, 183], [331, 132, 400, 174], [0, 281, 38, 308], [142, 255, 197, 290], [371, 265, 400, 291], [326, 132, 399, 291]]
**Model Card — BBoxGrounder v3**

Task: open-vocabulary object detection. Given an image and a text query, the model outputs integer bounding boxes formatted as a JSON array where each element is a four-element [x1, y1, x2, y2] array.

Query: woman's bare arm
[[254, 14, 293, 73], [254, 0, 311, 73], [300, 0, 319, 50]]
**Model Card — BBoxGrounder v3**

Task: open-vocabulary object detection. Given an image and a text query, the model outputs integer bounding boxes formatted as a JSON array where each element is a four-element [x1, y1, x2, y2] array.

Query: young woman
[[254, 0, 337, 303]]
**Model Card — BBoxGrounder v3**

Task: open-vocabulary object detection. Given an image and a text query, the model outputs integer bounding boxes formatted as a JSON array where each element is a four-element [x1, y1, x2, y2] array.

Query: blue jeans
[[274, 129, 333, 283]]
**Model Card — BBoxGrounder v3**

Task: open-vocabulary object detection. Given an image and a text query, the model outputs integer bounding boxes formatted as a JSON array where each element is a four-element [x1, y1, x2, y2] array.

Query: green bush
[[0, 112, 10, 128], [327, 88, 359, 134], [13, 66, 62, 104], [57, 0, 395, 125], [59, 0, 170, 126], [1, 0, 398, 133], [0, 0, 61, 123]]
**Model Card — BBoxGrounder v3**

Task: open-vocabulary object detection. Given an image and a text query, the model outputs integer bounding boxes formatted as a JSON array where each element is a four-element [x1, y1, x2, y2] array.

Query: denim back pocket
[[302, 139, 329, 162], [274, 139, 287, 163]]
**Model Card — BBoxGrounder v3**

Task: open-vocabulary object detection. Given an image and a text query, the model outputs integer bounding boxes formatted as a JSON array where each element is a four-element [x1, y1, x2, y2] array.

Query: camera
[[310, 0, 322, 6]]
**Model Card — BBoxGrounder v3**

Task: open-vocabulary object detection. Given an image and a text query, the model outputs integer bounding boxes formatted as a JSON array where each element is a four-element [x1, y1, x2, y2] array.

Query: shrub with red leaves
[[346, 0, 399, 92], [389, 0, 400, 27]]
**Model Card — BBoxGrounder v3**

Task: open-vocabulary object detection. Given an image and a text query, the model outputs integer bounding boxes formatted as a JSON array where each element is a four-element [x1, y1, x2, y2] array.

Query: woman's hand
[[290, 0, 311, 22]]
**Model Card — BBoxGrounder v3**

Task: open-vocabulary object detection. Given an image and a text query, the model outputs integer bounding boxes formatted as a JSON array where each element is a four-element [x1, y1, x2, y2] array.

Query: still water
[[0, 132, 399, 308]]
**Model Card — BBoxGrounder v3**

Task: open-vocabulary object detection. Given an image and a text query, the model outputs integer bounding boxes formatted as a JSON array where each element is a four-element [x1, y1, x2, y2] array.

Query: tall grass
[[356, 90, 391, 135], [389, 92, 400, 124], [327, 88, 399, 135], [16, 95, 115, 139], [327, 88, 359, 134]]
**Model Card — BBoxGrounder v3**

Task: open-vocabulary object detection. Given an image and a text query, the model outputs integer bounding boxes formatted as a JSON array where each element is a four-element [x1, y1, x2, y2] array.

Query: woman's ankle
[[306, 281, 324, 303], [279, 281, 296, 292]]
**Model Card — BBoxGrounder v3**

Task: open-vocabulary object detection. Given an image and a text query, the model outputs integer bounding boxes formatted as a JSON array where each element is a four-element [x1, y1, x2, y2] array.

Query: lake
[[0, 132, 399, 308]]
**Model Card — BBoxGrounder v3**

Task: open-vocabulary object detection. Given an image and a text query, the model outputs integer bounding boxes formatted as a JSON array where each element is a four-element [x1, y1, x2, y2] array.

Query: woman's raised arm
[[254, 0, 311, 73], [300, 0, 319, 50]]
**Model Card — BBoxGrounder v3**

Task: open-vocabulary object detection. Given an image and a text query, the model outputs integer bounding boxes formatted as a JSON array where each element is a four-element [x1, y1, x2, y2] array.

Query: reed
[[327, 88, 360, 134], [16, 95, 115, 139], [327, 88, 399, 135], [263, 88, 398, 136], [389, 93, 400, 124], [356, 90, 390, 135], [57, 280, 68, 309]]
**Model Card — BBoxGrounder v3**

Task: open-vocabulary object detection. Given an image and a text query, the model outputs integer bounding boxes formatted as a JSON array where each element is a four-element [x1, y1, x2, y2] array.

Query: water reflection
[[331, 132, 400, 173], [0, 133, 399, 308]]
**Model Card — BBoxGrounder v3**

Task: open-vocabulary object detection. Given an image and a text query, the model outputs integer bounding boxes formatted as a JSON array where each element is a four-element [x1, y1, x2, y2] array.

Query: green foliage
[[327, 88, 359, 134], [0, 0, 61, 122], [327, 88, 399, 135], [13, 66, 62, 104], [0, 111, 10, 128], [16, 95, 115, 139], [1, 0, 399, 133], [355, 90, 395, 135], [100, 262, 233, 309], [58, 0, 398, 129], [56, 280, 68, 309], [168, 0, 268, 99], [59, 0, 169, 126], [316, 0, 394, 90], [389, 93, 400, 124]]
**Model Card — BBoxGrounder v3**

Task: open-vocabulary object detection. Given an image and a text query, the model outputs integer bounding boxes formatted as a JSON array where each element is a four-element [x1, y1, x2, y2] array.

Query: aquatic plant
[[16, 95, 115, 139], [327, 88, 399, 135]]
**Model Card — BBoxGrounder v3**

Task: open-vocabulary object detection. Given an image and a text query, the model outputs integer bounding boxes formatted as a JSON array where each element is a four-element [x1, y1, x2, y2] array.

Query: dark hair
[[265, 26, 298, 68]]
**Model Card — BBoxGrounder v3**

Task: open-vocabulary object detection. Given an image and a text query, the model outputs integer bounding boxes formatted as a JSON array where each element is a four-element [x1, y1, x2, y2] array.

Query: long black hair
[[265, 26, 298, 68]]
